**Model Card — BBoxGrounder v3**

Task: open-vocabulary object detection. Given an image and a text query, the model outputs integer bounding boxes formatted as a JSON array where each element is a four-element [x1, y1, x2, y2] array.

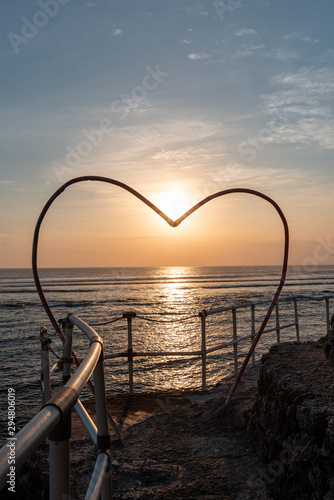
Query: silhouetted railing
[[0, 314, 112, 500], [98, 293, 333, 393]]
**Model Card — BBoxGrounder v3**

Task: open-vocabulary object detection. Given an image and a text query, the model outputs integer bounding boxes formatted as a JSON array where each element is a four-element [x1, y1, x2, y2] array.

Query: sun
[[154, 190, 193, 220]]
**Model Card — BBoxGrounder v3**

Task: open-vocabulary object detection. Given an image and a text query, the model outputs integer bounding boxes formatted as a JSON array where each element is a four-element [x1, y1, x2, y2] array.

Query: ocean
[[1, 265, 334, 442]]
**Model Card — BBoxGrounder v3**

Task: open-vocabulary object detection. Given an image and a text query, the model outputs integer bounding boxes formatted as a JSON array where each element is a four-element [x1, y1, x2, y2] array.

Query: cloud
[[234, 45, 264, 58], [187, 52, 212, 60], [112, 28, 123, 36], [109, 119, 226, 167], [210, 164, 331, 210], [271, 48, 300, 61], [0, 180, 14, 185], [235, 28, 258, 36], [283, 33, 297, 41], [283, 33, 318, 44], [261, 67, 334, 150], [43, 117, 228, 185], [152, 144, 225, 167]]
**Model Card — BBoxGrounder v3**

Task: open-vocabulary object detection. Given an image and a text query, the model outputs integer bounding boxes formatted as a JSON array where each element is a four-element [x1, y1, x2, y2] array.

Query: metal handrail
[[0, 405, 61, 488], [83, 293, 332, 395], [38, 294, 332, 403], [0, 315, 111, 499], [74, 399, 98, 446], [85, 452, 110, 500]]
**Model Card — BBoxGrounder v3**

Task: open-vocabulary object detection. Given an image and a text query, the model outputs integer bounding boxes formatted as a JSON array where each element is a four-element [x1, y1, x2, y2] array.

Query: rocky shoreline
[[5, 341, 334, 499]]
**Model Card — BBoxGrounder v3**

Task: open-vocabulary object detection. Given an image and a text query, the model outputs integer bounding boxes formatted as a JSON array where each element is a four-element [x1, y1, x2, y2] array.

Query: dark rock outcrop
[[325, 314, 334, 364], [248, 342, 334, 500]]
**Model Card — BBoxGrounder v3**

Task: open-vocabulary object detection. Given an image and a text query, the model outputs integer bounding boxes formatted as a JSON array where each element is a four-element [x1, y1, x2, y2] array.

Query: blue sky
[[1, 0, 334, 267]]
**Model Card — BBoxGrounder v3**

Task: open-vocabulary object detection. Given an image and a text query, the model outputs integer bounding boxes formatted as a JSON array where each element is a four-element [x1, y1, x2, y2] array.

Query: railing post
[[93, 345, 112, 500], [232, 308, 238, 374], [48, 317, 73, 500], [123, 312, 136, 395], [275, 303, 280, 344], [250, 305, 256, 365], [200, 310, 207, 391], [40, 327, 51, 406], [293, 297, 300, 342]]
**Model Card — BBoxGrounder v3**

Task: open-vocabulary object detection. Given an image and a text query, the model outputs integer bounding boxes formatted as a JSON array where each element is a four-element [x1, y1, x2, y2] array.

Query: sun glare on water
[[155, 190, 193, 220]]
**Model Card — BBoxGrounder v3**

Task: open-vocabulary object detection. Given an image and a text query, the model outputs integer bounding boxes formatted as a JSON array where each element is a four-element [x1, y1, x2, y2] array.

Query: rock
[[248, 342, 334, 499], [325, 314, 334, 364]]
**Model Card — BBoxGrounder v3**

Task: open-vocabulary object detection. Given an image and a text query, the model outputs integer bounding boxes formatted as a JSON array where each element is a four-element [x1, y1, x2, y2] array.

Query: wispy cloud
[[234, 45, 264, 58], [262, 67, 334, 150], [112, 28, 123, 36], [270, 48, 300, 61], [43, 118, 228, 186], [107, 119, 226, 168], [283, 33, 298, 41], [283, 33, 318, 44], [211, 164, 332, 210], [188, 52, 213, 60], [0, 180, 14, 185], [235, 28, 258, 36]]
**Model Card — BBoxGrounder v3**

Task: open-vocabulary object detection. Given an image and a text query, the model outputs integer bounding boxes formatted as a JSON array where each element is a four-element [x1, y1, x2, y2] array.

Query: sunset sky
[[1, 0, 334, 268]]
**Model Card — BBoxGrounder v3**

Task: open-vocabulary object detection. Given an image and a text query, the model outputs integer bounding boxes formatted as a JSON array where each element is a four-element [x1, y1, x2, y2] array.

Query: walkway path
[[69, 364, 270, 499]]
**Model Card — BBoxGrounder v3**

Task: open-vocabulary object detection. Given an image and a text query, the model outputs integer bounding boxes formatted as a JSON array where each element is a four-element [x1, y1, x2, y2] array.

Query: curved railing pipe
[[0, 406, 61, 490], [0, 318, 103, 492]]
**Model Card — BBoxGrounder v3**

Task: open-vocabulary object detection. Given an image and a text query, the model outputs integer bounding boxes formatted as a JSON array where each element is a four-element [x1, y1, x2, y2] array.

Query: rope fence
[[54, 293, 334, 395]]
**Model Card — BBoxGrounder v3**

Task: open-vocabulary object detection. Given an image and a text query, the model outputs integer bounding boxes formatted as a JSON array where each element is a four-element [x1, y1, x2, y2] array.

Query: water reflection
[[137, 268, 202, 390], [155, 266, 194, 281]]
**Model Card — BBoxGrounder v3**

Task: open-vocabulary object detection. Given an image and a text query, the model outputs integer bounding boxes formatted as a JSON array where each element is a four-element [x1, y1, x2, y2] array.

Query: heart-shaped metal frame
[[32, 176, 289, 401]]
